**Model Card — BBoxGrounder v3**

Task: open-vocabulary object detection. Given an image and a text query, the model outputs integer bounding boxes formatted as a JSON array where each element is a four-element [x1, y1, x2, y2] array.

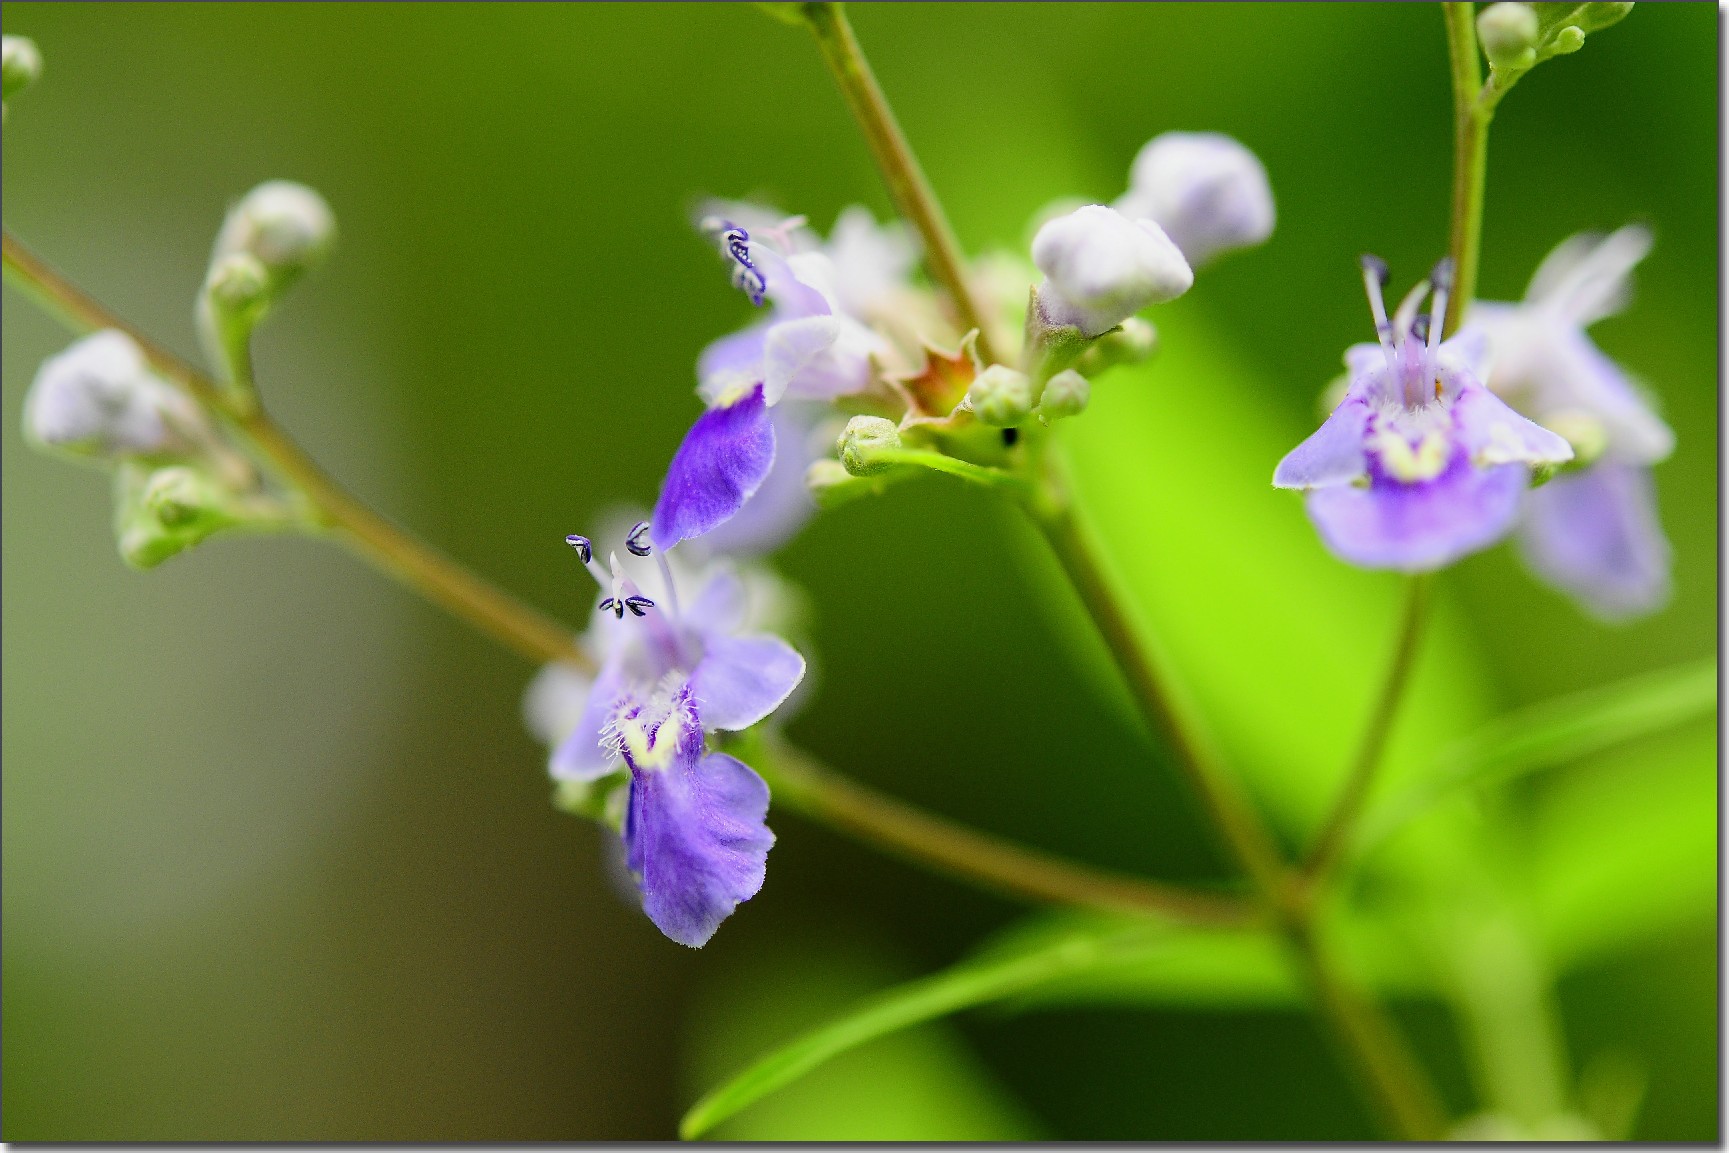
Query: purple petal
[[1453, 385, 1574, 466], [1516, 462, 1672, 621], [626, 750, 774, 948], [690, 633, 807, 731], [1306, 457, 1526, 572], [550, 660, 626, 781], [697, 401, 821, 557], [651, 384, 776, 551], [1274, 399, 1370, 489], [1536, 328, 1674, 464]]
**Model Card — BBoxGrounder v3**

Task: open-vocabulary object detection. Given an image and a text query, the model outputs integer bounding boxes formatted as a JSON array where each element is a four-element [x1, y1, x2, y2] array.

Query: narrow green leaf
[[1358, 657, 1716, 853], [1531, 723, 1717, 967], [680, 923, 1166, 1139]]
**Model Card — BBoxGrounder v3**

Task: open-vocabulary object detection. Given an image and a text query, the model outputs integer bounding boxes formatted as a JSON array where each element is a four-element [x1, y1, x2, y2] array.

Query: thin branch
[[758, 734, 1256, 927], [801, 3, 1003, 365], [1302, 574, 1431, 883], [1443, 1, 1489, 335]]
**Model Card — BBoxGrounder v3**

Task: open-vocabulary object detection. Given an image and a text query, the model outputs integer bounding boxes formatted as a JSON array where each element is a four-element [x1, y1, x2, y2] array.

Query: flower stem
[[754, 734, 1255, 927], [1023, 451, 1445, 1138], [800, 2, 1003, 365], [1443, 1, 1490, 336], [1302, 574, 1431, 883], [3, 225, 1256, 932], [1022, 463, 1290, 900]]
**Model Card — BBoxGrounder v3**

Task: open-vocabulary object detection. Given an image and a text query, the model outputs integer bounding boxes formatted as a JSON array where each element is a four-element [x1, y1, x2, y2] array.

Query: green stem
[[871, 446, 1031, 494], [1303, 574, 1431, 883], [1023, 459, 1290, 900], [756, 734, 1254, 927], [1443, 1, 1491, 335], [800, 2, 1003, 365], [1024, 450, 1445, 1138], [4, 225, 1254, 930]]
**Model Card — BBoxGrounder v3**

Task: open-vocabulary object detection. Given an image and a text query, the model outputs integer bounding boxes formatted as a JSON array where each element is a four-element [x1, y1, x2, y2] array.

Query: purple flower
[[611, 681, 774, 948], [1275, 257, 1573, 572], [524, 529, 803, 946], [652, 209, 893, 552], [1465, 226, 1673, 619]]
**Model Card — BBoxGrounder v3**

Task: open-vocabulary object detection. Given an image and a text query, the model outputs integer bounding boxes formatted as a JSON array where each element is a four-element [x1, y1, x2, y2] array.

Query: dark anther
[[624, 595, 655, 617], [1411, 314, 1431, 343], [1430, 257, 1456, 292], [565, 534, 593, 565], [1001, 427, 1020, 447], [1360, 254, 1390, 285], [599, 596, 620, 618], [625, 521, 653, 557], [720, 221, 767, 306]]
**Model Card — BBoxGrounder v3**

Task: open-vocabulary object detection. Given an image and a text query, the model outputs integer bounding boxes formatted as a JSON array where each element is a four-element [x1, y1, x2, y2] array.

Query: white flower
[[1114, 132, 1274, 267], [1031, 205, 1192, 337], [24, 330, 202, 460]]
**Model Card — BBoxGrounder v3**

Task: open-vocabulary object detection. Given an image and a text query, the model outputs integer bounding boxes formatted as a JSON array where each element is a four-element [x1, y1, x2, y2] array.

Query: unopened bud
[[966, 365, 1034, 427], [1038, 370, 1091, 423], [114, 464, 240, 569], [1478, 4, 1540, 70], [24, 331, 195, 461], [213, 180, 336, 289], [836, 415, 902, 476], [204, 252, 271, 328], [1031, 205, 1192, 337], [1075, 317, 1157, 376], [1549, 24, 1585, 53], [2, 35, 43, 103], [1116, 133, 1275, 267]]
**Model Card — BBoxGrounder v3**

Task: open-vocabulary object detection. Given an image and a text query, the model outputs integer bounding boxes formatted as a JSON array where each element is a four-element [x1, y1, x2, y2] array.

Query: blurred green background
[[2, 2, 1715, 1140]]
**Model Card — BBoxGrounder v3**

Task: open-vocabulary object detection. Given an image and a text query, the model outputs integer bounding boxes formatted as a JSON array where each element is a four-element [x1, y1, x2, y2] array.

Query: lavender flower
[[1275, 257, 1573, 571], [652, 209, 896, 552], [1465, 226, 1673, 619], [1113, 132, 1276, 267], [524, 527, 803, 946]]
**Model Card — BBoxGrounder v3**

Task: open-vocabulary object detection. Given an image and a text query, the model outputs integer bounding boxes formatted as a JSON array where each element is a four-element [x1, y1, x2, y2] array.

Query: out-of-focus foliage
[[2, 2, 1714, 1140]]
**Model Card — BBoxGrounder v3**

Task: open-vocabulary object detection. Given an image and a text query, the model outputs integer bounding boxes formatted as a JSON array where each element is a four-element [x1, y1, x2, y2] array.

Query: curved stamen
[[1360, 255, 1398, 377], [625, 520, 653, 557], [1391, 277, 1431, 345], [624, 595, 656, 618], [1427, 258, 1454, 355]]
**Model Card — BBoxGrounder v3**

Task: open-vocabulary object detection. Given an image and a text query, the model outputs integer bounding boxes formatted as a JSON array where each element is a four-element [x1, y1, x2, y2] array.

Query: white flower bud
[[966, 365, 1034, 427], [1038, 369, 1091, 423], [836, 415, 902, 476], [1031, 205, 1192, 337], [1116, 132, 1275, 267], [2, 35, 43, 103], [1477, 3, 1539, 71], [213, 180, 336, 285], [24, 330, 196, 461]]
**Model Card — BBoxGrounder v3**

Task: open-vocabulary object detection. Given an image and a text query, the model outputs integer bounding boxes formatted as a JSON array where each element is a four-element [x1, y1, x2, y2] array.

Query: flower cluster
[[521, 130, 1278, 946], [1275, 256, 1573, 570], [1276, 226, 1673, 622]]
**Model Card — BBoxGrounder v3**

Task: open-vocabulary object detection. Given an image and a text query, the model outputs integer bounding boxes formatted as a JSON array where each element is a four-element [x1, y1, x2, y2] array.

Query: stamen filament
[[1360, 255, 1398, 376]]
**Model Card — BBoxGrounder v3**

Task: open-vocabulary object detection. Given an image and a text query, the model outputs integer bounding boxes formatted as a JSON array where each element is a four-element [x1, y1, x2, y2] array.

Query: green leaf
[[1530, 721, 1716, 969], [1357, 657, 1716, 854], [682, 932, 1041, 1141], [681, 920, 1170, 1138]]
